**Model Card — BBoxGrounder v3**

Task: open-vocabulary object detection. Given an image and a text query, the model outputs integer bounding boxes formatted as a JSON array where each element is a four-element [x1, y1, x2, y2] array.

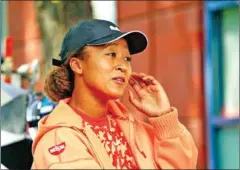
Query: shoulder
[[33, 127, 93, 168], [35, 127, 87, 153]]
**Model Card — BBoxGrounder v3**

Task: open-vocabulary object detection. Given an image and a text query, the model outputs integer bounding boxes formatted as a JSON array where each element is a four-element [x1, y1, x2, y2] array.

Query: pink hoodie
[[31, 98, 198, 169]]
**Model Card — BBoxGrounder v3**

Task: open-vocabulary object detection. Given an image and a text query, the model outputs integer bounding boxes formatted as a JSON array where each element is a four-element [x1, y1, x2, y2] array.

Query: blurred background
[[1, 1, 239, 169]]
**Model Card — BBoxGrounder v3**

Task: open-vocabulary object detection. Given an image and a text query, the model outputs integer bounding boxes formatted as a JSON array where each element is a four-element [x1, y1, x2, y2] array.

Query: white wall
[[91, 1, 117, 24]]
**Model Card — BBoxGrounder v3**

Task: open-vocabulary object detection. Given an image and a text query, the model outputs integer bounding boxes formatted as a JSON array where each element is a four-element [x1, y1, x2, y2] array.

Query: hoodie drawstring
[[133, 122, 147, 159]]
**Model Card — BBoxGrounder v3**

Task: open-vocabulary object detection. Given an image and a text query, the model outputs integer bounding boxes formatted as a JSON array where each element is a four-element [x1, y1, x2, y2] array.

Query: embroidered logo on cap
[[110, 26, 120, 31], [48, 142, 66, 155]]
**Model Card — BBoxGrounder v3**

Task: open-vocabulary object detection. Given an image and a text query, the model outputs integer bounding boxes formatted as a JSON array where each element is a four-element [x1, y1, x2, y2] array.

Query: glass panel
[[212, 11, 224, 116], [221, 7, 239, 118], [216, 126, 240, 169], [1, 1, 8, 50]]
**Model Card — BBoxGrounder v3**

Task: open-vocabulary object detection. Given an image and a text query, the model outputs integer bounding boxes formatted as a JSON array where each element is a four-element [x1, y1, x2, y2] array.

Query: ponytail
[[44, 66, 73, 102]]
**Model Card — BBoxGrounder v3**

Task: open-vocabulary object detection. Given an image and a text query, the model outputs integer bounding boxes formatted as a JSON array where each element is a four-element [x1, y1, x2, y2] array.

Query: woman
[[31, 19, 198, 169]]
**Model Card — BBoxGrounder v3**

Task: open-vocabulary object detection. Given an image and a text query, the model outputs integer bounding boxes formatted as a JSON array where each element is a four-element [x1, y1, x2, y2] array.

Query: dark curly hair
[[44, 47, 87, 102]]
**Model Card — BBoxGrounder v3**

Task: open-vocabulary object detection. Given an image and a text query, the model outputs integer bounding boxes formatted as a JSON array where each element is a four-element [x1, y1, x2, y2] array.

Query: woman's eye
[[107, 52, 116, 57], [125, 56, 132, 62]]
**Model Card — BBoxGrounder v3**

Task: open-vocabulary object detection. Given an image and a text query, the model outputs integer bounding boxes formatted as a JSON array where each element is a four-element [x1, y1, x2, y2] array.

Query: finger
[[132, 73, 150, 80], [129, 77, 148, 99], [129, 77, 142, 92], [128, 78, 135, 86], [128, 89, 142, 110], [147, 85, 160, 92], [138, 80, 147, 88], [131, 72, 146, 79], [139, 72, 147, 78], [132, 73, 157, 87], [142, 76, 160, 85], [142, 75, 154, 81], [131, 72, 138, 76], [131, 74, 147, 88]]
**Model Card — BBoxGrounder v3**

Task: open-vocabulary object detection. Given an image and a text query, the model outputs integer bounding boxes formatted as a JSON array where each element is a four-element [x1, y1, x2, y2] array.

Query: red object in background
[[5, 36, 13, 58], [4, 76, 12, 84], [3, 36, 13, 84]]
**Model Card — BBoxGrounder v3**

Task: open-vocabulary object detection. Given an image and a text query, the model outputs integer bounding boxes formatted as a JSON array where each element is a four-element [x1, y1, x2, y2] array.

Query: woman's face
[[81, 38, 132, 100]]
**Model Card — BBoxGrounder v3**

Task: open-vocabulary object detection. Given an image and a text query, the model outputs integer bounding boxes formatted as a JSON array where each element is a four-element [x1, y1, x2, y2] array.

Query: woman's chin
[[105, 90, 124, 100]]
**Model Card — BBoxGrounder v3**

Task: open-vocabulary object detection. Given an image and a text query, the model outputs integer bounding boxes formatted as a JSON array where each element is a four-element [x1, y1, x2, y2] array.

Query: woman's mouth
[[112, 76, 125, 85]]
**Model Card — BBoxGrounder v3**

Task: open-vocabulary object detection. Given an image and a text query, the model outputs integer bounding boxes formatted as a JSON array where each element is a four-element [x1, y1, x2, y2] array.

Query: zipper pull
[[141, 151, 146, 158]]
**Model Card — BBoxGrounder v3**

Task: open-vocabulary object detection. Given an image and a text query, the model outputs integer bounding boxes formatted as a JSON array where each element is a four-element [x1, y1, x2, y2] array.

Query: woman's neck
[[69, 87, 108, 118]]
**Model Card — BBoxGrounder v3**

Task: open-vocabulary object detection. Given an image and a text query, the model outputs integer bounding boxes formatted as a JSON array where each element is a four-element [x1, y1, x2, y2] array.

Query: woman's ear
[[69, 58, 83, 74]]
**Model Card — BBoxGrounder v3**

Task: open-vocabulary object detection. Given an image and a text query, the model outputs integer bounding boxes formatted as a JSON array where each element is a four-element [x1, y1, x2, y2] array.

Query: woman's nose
[[115, 64, 127, 73]]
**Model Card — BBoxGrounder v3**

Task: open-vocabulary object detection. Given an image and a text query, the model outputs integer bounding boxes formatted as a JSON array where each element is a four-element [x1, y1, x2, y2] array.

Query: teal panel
[[1, 1, 8, 52], [216, 126, 240, 169], [1, 1, 8, 37], [212, 12, 224, 117], [221, 7, 239, 116]]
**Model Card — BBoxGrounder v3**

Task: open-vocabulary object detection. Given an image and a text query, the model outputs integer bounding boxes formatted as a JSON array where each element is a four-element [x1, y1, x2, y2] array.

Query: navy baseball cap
[[52, 19, 148, 66]]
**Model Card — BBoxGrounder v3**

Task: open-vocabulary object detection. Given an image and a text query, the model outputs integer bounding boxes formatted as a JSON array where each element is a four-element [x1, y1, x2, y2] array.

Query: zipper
[[133, 121, 159, 169], [109, 112, 158, 169], [133, 121, 147, 159]]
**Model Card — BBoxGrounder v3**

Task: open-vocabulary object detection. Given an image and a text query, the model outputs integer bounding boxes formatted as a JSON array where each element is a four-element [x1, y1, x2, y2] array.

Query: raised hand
[[128, 72, 171, 117]]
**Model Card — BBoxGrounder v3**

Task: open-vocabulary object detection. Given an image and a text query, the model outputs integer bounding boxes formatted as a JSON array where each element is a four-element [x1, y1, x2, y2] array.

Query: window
[[221, 7, 239, 118], [204, 1, 239, 169]]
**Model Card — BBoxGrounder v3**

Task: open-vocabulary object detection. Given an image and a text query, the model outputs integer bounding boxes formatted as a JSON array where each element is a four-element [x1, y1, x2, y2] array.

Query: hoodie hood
[[32, 98, 134, 155]]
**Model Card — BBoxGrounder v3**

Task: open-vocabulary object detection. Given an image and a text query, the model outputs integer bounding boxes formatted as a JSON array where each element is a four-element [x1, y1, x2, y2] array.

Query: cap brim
[[87, 31, 148, 55]]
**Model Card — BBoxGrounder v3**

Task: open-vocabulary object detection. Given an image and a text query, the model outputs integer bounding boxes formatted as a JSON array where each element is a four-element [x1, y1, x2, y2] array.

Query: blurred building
[[117, 1, 239, 169], [1, 1, 239, 169], [1, 1, 43, 90], [117, 1, 207, 168]]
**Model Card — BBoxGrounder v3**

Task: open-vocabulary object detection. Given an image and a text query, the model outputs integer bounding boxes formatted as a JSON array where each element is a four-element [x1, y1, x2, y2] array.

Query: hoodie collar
[[40, 98, 134, 130], [44, 98, 85, 129], [32, 98, 135, 156]]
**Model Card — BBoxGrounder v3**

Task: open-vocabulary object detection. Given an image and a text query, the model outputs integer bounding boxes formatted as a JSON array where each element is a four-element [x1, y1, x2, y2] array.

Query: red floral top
[[71, 106, 138, 169]]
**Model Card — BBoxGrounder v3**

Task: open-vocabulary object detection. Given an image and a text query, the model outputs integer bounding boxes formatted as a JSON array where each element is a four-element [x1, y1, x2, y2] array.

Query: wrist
[[148, 107, 185, 140], [150, 107, 173, 117]]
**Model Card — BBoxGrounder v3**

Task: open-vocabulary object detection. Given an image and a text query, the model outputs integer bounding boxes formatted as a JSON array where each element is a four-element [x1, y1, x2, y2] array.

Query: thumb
[[128, 89, 142, 110]]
